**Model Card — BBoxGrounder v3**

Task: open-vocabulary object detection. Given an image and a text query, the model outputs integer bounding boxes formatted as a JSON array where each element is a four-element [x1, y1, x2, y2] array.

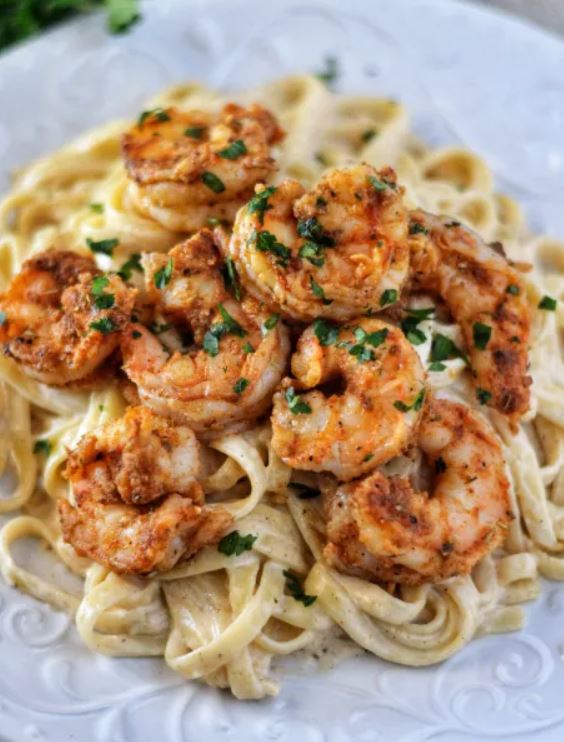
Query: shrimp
[[121, 229, 290, 433], [59, 406, 232, 574], [122, 103, 284, 233], [324, 396, 512, 585], [226, 164, 411, 322], [271, 317, 426, 480], [408, 210, 531, 424], [0, 250, 135, 385]]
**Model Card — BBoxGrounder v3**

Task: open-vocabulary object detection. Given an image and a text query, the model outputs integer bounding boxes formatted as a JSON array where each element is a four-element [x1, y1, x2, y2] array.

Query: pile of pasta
[[0, 76, 562, 699]]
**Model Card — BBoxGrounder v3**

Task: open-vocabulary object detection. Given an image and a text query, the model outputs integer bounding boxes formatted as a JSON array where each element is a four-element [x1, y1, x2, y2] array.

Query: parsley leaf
[[248, 186, 277, 224], [409, 222, 429, 236], [185, 126, 205, 139], [262, 314, 280, 334], [394, 388, 425, 413], [473, 322, 492, 350], [33, 439, 52, 457], [431, 333, 469, 365], [285, 387, 312, 415], [89, 202, 104, 214], [428, 361, 446, 372], [138, 107, 169, 126], [283, 570, 317, 607], [299, 241, 325, 267], [233, 378, 249, 395], [106, 0, 140, 33], [89, 317, 117, 334], [315, 55, 339, 89], [476, 387, 492, 405], [218, 139, 247, 160], [91, 275, 109, 296], [153, 258, 173, 289], [222, 257, 241, 301], [86, 237, 119, 256], [218, 304, 246, 336], [117, 253, 143, 281], [380, 289, 398, 306], [506, 284, 520, 296], [243, 341, 254, 354], [202, 304, 247, 356], [313, 319, 339, 346], [201, 171, 225, 193], [255, 230, 291, 267], [310, 276, 332, 304], [539, 295, 557, 311], [296, 217, 335, 247], [218, 531, 257, 557]]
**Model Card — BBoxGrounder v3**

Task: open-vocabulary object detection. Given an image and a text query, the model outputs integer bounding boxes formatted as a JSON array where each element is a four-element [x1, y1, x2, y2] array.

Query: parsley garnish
[[476, 387, 492, 405], [218, 139, 247, 160], [33, 439, 52, 456], [201, 171, 225, 193], [218, 304, 246, 336], [348, 344, 375, 363], [89, 202, 104, 214], [185, 126, 205, 139], [296, 217, 335, 246], [222, 257, 241, 301], [94, 293, 115, 310], [107, 0, 141, 33], [138, 107, 170, 126], [255, 230, 291, 267], [132, 330, 142, 339], [394, 388, 425, 413], [285, 387, 312, 415], [243, 341, 254, 354], [506, 284, 520, 296], [473, 322, 492, 350], [118, 253, 143, 281], [368, 175, 394, 192], [283, 570, 317, 607], [91, 275, 109, 295], [401, 307, 433, 346], [218, 531, 257, 557], [310, 276, 331, 304], [380, 289, 398, 306], [431, 333, 469, 365], [313, 319, 339, 346], [428, 361, 446, 372], [202, 304, 247, 357], [289, 483, 320, 499], [262, 313, 280, 334], [539, 295, 557, 311], [409, 222, 429, 236], [315, 55, 339, 89], [299, 241, 325, 267], [233, 378, 249, 395], [153, 258, 173, 289], [91, 275, 114, 309], [248, 186, 277, 224], [86, 237, 119, 256], [89, 317, 117, 334]]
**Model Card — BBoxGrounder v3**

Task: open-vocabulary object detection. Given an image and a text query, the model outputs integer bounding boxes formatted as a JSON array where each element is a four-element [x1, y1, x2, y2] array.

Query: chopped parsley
[[242, 341, 254, 354], [283, 570, 317, 607], [138, 107, 170, 126], [33, 439, 52, 456], [254, 230, 291, 267], [400, 307, 434, 346], [91, 275, 109, 296], [409, 222, 429, 236], [431, 333, 469, 365], [299, 241, 325, 267], [218, 139, 247, 160], [348, 344, 375, 363], [0, 311, 6, 326], [473, 322, 492, 350], [248, 186, 276, 224], [368, 175, 395, 192], [184, 126, 205, 139], [218, 304, 246, 336], [93, 293, 115, 310], [380, 289, 398, 306], [131, 330, 142, 339], [285, 387, 312, 415], [201, 171, 225, 193], [315, 55, 339, 89], [107, 0, 141, 33], [296, 217, 335, 247], [313, 319, 339, 346], [476, 387, 492, 405], [538, 295, 557, 311], [262, 313, 280, 334], [218, 531, 257, 557], [222, 257, 241, 301], [89, 202, 104, 214], [233, 378, 249, 395], [506, 284, 520, 296], [428, 361, 446, 372], [118, 253, 143, 281], [289, 483, 320, 500], [86, 237, 119, 256], [394, 388, 425, 413], [202, 304, 247, 357], [91, 275, 114, 309], [153, 258, 173, 289], [310, 276, 331, 304], [89, 317, 117, 334]]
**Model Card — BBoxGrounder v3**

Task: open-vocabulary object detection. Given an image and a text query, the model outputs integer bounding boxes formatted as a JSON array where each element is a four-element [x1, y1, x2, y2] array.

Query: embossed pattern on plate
[[1, 1, 564, 740]]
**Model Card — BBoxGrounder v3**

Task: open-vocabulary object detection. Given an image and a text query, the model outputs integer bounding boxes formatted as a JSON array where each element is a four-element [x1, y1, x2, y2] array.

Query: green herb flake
[[201, 171, 225, 193], [394, 388, 425, 413], [538, 295, 557, 311], [285, 386, 312, 415], [313, 319, 339, 346], [138, 107, 170, 126], [283, 569, 317, 607], [202, 331, 220, 357], [243, 341, 254, 354], [153, 258, 174, 289], [91, 275, 109, 296], [107, 0, 141, 34], [218, 304, 247, 337], [262, 313, 280, 334], [118, 253, 143, 281], [506, 284, 520, 296], [248, 186, 277, 224], [86, 237, 119, 256], [380, 289, 398, 306], [255, 230, 291, 267], [299, 241, 325, 267], [296, 217, 335, 247], [218, 531, 257, 557], [0, 311, 6, 326], [222, 257, 241, 301], [289, 483, 320, 500], [429, 361, 446, 372], [349, 344, 375, 363], [315, 55, 339, 89], [89, 202, 104, 214], [185, 126, 205, 139], [310, 276, 331, 304], [409, 222, 429, 236], [476, 387, 492, 405], [366, 328, 388, 347], [218, 139, 247, 160], [33, 439, 52, 457], [431, 333, 469, 365], [132, 330, 142, 339], [89, 317, 117, 334], [233, 378, 249, 395], [473, 322, 492, 350], [94, 293, 115, 310]]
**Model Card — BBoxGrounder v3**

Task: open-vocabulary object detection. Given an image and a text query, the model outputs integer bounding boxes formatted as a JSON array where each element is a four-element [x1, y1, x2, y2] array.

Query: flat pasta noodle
[[0, 75, 561, 700]]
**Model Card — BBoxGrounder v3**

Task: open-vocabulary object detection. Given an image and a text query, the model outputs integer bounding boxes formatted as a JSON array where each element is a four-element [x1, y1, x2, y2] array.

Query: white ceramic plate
[[1, 1, 564, 740]]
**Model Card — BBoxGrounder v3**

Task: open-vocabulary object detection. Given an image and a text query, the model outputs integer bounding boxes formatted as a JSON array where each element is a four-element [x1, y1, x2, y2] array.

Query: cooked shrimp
[[409, 210, 531, 424], [122, 103, 284, 233], [324, 396, 512, 584], [226, 164, 411, 322], [0, 250, 135, 385], [271, 317, 426, 480], [121, 230, 290, 433], [59, 406, 232, 574]]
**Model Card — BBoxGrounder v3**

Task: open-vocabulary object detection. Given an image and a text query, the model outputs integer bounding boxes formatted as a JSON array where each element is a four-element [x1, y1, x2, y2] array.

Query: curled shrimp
[[59, 406, 232, 574], [122, 103, 284, 233], [0, 250, 135, 385], [121, 229, 290, 433], [271, 317, 426, 480], [409, 210, 531, 424], [226, 164, 411, 322], [324, 396, 512, 585]]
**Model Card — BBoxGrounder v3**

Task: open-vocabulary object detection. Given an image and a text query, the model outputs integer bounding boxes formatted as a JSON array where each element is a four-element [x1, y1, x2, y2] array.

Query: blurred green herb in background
[[0, 0, 141, 51]]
